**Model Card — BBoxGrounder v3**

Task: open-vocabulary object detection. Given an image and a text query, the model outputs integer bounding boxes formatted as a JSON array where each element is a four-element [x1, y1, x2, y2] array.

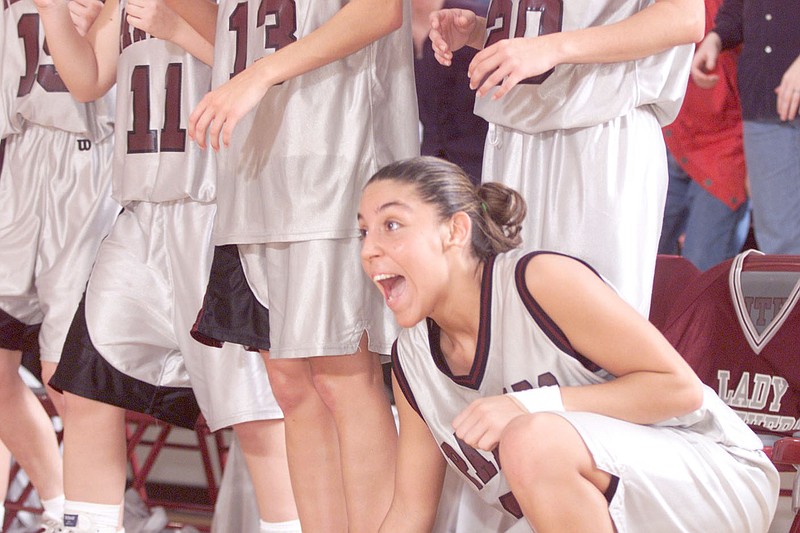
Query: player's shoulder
[[507, 250, 595, 282], [511, 250, 604, 303]]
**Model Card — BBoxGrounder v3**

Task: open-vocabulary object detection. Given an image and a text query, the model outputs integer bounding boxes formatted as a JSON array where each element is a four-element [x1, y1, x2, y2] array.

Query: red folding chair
[[772, 437, 800, 533], [125, 410, 230, 526], [4, 399, 230, 532], [661, 250, 800, 532]]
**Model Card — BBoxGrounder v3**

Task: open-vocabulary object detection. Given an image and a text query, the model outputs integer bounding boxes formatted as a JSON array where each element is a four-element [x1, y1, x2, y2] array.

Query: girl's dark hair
[[367, 156, 526, 261]]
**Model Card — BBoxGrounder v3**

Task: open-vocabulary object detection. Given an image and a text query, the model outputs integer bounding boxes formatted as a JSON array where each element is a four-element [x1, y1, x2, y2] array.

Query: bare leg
[[263, 354, 348, 533], [0, 348, 63, 500], [232, 419, 298, 522], [0, 438, 11, 527], [308, 344, 397, 533], [500, 413, 614, 533], [40, 361, 64, 417], [263, 333, 397, 533], [0, 437, 9, 497], [61, 392, 126, 505]]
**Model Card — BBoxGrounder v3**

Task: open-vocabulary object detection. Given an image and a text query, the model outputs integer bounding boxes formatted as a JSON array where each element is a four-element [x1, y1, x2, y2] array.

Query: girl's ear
[[446, 211, 472, 250]]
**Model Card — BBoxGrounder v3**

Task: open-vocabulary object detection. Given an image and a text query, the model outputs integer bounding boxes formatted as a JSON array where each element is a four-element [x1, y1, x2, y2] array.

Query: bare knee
[[309, 354, 385, 414], [233, 419, 284, 457], [499, 413, 564, 487], [265, 359, 317, 414], [309, 370, 346, 413], [499, 413, 611, 498], [40, 361, 64, 416]]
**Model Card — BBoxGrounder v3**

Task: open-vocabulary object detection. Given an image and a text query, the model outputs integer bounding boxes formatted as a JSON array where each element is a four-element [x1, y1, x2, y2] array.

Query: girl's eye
[[358, 228, 368, 240], [386, 221, 400, 231]]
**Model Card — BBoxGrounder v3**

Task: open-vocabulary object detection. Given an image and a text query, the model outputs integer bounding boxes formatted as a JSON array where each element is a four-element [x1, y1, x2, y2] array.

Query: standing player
[[32, 0, 299, 532], [428, 0, 704, 316], [359, 156, 779, 533], [0, 0, 116, 529], [188, 0, 419, 530]]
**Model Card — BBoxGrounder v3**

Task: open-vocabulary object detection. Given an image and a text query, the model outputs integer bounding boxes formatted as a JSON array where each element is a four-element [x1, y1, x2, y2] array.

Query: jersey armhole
[[514, 251, 602, 373], [391, 339, 424, 420]]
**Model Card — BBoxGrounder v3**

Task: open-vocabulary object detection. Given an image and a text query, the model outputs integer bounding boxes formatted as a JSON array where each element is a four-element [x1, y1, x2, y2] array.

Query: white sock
[[63, 500, 121, 532], [41, 494, 65, 522], [259, 518, 302, 532], [0, 506, 5, 527]]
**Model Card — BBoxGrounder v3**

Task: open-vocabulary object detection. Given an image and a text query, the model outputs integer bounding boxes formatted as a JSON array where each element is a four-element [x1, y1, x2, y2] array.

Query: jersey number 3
[[228, 0, 298, 78]]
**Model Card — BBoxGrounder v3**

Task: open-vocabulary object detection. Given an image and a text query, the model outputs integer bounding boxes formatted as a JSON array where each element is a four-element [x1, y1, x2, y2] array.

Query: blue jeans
[[659, 151, 751, 271], [743, 119, 800, 254]]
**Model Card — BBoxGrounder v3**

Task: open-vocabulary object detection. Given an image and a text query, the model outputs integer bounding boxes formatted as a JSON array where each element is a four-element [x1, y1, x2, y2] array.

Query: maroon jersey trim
[[514, 251, 602, 373], [427, 256, 496, 390], [391, 340, 423, 419]]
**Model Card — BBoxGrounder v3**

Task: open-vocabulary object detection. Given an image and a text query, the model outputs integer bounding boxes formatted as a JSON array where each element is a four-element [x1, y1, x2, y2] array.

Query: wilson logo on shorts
[[77, 139, 92, 151]]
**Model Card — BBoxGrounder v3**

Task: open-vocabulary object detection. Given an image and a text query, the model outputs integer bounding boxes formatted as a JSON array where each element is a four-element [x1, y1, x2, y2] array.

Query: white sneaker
[[61, 527, 125, 533], [60, 527, 126, 533], [36, 511, 65, 533], [61, 513, 125, 533]]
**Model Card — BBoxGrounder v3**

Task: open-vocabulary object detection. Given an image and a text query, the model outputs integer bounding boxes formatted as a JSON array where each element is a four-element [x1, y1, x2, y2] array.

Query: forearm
[[169, 0, 217, 45], [379, 377, 446, 533], [546, 0, 704, 66], [169, 16, 214, 65], [523, 256, 707, 428], [36, 0, 117, 101], [560, 370, 704, 425], [379, 506, 437, 533], [241, 0, 403, 89], [378, 472, 443, 533]]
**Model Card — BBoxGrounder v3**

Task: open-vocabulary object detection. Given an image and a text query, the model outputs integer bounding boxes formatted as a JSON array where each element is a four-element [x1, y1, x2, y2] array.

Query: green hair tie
[[480, 201, 488, 214]]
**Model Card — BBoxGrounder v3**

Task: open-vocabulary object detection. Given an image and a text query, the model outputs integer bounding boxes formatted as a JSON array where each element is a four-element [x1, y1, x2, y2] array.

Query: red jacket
[[663, 0, 747, 211]]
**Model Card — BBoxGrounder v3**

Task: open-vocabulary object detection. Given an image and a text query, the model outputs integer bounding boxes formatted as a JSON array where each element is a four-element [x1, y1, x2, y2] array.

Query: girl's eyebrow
[[357, 200, 413, 221], [376, 200, 413, 213]]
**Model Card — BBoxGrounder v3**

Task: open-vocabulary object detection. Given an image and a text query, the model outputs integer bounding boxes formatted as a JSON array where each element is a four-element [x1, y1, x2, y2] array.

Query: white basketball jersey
[[393, 250, 764, 525], [210, 0, 420, 244], [0, 0, 114, 140], [473, 0, 693, 134], [112, 2, 215, 204]]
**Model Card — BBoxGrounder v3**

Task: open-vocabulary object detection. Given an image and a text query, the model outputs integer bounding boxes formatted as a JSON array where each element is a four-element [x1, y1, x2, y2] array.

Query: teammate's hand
[[691, 31, 721, 89], [775, 54, 800, 122], [68, 0, 103, 35], [189, 66, 272, 151], [452, 395, 526, 452], [125, 0, 180, 41], [468, 35, 559, 99], [429, 8, 478, 67]]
